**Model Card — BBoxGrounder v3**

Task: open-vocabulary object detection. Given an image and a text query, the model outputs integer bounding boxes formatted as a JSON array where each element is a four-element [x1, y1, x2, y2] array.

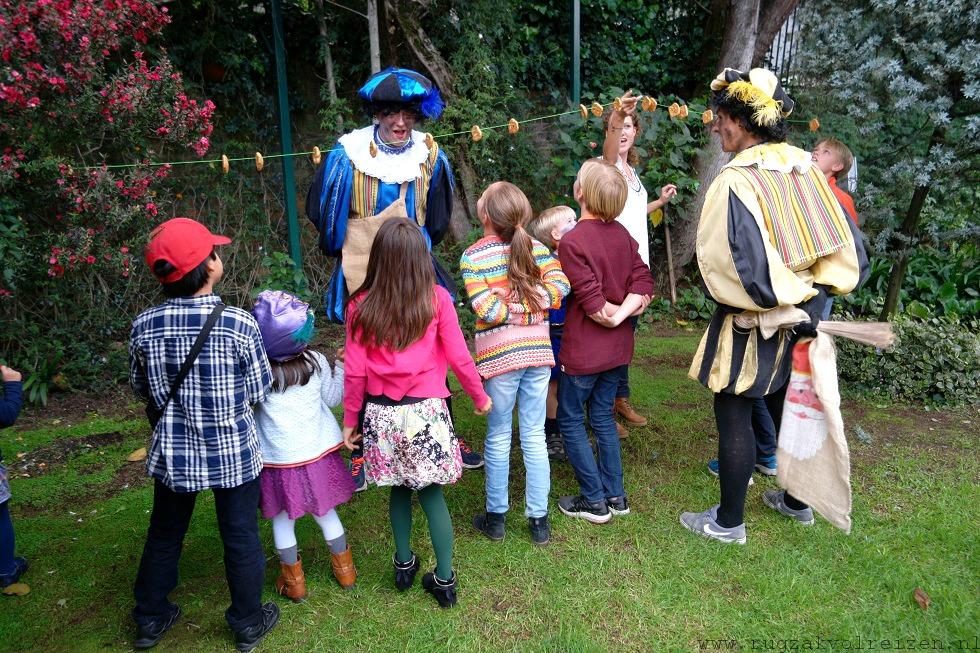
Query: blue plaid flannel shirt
[[129, 294, 272, 492]]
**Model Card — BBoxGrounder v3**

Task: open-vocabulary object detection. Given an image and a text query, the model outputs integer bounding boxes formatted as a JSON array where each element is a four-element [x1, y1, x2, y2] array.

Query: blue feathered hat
[[358, 67, 445, 121]]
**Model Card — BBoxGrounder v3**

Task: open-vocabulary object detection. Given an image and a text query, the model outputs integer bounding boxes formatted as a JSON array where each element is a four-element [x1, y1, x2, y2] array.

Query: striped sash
[[734, 166, 852, 269], [351, 161, 432, 222]]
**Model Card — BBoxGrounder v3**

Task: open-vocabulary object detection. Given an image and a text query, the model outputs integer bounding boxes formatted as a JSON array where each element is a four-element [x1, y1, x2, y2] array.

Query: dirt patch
[[636, 353, 692, 370], [15, 459, 150, 517], [13, 386, 142, 430], [7, 431, 125, 476]]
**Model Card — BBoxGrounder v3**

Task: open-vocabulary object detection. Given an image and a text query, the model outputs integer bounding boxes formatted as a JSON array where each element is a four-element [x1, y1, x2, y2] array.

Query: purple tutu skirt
[[259, 450, 355, 520]]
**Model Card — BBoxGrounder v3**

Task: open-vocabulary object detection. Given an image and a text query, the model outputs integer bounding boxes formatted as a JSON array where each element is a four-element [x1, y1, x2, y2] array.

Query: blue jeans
[[133, 478, 265, 633], [615, 317, 639, 398], [483, 366, 551, 518], [557, 366, 625, 503], [752, 398, 777, 459]]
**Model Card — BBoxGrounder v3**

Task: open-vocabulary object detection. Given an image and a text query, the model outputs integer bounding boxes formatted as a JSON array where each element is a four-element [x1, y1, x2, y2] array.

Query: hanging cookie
[[221, 154, 230, 174], [641, 96, 657, 112], [701, 109, 714, 124], [255, 152, 264, 172], [579, 104, 589, 120], [809, 118, 820, 132], [678, 104, 689, 119], [508, 118, 519, 134], [369, 141, 378, 158], [590, 101, 603, 117], [612, 97, 623, 112], [424, 132, 435, 150], [668, 102, 681, 118], [471, 125, 483, 142], [311, 146, 321, 166]]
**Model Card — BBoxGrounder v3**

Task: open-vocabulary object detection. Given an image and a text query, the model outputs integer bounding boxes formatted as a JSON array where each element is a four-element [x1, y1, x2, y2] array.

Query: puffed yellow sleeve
[[696, 168, 816, 311]]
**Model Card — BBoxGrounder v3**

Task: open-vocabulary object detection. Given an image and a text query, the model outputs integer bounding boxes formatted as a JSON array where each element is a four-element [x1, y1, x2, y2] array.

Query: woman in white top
[[600, 91, 677, 432]]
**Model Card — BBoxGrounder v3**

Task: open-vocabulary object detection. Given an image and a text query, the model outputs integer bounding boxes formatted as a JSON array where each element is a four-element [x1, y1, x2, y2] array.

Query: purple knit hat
[[252, 290, 315, 362]]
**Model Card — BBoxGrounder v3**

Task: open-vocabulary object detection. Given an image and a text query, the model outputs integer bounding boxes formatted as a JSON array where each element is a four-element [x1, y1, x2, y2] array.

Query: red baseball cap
[[145, 218, 232, 284]]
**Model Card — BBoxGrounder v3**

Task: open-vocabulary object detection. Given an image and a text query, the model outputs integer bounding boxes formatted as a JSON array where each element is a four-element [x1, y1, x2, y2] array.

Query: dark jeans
[[0, 500, 14, 576], [615, 317, 639, 399], [752, 398, 777, 460], [558, 366, 625, 503], [133, 478, 265, 633]]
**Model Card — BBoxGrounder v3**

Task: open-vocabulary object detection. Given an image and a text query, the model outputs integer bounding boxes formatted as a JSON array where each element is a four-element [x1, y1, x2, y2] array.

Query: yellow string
[[73, 101, 813, 171]]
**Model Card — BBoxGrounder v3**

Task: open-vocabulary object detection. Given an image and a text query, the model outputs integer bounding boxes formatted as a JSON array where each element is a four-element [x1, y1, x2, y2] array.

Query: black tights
[[715, 386, 807, 527]]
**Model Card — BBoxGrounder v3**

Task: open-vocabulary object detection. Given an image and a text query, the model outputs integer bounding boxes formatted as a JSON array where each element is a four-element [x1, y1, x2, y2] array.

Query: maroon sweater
[[557, 219, 655, 375]]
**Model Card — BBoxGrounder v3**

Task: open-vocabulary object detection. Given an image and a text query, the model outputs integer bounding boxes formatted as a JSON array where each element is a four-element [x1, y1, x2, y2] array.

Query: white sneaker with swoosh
[[679, 505, 747, 544]]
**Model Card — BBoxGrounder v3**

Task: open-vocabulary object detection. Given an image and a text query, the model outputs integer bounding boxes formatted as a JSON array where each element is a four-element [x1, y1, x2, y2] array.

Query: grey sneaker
[[762, 490, 815, 525], [679, 505, 747, 544]]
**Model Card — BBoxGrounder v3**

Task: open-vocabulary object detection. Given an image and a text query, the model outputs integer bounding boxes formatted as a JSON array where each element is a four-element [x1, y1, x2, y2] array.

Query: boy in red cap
[[129, 218, 278, 652]]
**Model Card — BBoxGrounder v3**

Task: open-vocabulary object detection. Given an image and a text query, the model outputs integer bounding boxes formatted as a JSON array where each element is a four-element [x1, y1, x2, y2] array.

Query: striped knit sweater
[[460, 235, 570, 379]]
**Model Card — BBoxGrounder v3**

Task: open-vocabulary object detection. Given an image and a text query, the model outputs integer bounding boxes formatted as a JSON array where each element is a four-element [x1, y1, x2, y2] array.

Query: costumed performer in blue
[[305, 67, 484, 482]]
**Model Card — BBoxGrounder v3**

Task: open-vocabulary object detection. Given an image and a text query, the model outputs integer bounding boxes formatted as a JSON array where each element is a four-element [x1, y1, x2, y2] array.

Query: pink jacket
[[343, 285, 490, 427]]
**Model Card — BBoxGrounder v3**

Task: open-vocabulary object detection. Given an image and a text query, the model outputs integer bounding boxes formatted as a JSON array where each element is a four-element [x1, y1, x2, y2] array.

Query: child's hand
[[659, 184, 678, 203], [474, 397, 493, 416], [342, 426, 362, 450], [335, 347, 345, 363], [1, 365, 22, 383]]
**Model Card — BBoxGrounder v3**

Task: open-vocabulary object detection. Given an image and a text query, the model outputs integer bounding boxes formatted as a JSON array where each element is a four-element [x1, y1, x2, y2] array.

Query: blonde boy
[[812, 137, 858, 225]]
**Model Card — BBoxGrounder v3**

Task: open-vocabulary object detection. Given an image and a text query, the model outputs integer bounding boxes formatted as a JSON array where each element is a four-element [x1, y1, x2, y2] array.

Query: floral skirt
[[259, 451, 355, 520], [362, 397, 462, 490], [0, 463, 9, 504]]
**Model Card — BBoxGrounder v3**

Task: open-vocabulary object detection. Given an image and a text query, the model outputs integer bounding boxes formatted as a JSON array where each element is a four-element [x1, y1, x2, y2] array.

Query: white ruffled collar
[[339, 125, 430, 184], [723, 142, 813, 174]]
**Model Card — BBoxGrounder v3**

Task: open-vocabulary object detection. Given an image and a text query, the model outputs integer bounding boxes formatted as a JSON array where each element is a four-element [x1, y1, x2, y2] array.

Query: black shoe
[[133, 604, 181, 650], [234, 602, 280, 653], [421, 570, 458, 608], [528, 515, 551, 545], [545, 432, 566, 462], [558, 495, 612, 524], [0, 556, 27, 588], [472, 511, 506, 541], [393, 552, 420, 591], [458, 437, 484, 469], [607, 496, 631, 516]]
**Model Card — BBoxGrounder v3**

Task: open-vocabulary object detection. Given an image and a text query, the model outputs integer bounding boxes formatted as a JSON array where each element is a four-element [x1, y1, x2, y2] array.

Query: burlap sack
[[341, 182, 409, 293], [776, 335, 852, 532]]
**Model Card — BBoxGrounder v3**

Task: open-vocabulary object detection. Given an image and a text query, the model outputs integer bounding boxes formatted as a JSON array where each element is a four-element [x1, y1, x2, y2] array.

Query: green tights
[[390, 484, 453, 580]]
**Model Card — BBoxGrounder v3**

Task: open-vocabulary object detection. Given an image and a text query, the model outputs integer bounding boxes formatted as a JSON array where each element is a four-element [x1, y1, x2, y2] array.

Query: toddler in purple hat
[[251, 290, 357, 600]]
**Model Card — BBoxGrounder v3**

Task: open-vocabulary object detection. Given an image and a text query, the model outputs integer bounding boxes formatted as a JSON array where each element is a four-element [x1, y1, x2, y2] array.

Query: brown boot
[[275, 558, 307, 603], [616, 419, 629, 439], [615, 397, 647, 426], [331, 546, 357, 589]]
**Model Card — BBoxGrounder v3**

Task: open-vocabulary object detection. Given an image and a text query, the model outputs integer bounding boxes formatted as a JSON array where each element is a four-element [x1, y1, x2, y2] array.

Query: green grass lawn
[[0, 331, 977, 652]]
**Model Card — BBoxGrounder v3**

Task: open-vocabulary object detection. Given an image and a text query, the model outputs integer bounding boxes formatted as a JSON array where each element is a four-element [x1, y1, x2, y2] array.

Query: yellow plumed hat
[[709, 67, 795, 127]]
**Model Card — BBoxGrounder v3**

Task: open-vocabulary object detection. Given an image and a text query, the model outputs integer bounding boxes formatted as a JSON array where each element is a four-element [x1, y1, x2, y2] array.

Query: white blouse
[[614, 158, 650, 267]]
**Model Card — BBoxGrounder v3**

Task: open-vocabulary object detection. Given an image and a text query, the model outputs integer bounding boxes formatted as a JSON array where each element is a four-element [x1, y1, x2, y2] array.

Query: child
[[461, 182, 570, 546], [557, 159, 654, 524], [251, 290, 357, 602], [527, 206, 578, 462], [1, 364, 26, 590], [811, 137, 858, 225], [129, 218, 279, 651], [341, 218, 491, 608]]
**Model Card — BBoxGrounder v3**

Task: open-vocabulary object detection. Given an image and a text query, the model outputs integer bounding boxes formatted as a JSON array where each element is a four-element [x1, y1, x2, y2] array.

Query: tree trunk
[[752, 0, 800, 67], [366, 0, 381, 73], [879, 125, 945, 320], [314, 0, 342, 131], [385, 0, 478, 239], [671, 0, 760, 280]]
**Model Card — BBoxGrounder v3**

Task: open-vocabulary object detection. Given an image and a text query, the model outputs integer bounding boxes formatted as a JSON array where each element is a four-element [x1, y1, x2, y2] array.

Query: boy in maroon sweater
[[557, 159, 654, 523]]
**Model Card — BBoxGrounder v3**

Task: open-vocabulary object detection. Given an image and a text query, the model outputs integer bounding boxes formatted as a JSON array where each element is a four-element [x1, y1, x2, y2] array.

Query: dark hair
[[348, 218, 436, 351], [154, 249, 217, 298], [711, 90, 788, 143], [269, 349, 322, 392], [367, 101, 424, 123]]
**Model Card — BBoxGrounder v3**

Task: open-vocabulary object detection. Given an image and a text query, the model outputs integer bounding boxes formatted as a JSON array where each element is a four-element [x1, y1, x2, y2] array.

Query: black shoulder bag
[[145, 304, 225, 430]]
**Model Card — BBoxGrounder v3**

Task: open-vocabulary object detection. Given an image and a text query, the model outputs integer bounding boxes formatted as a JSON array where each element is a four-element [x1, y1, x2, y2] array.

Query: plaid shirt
[[129, 294, 272, 492]]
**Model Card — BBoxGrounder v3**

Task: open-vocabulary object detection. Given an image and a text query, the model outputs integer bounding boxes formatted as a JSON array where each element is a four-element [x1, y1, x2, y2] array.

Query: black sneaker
[[421, 570, 458, 608], [133, 604, 181, 650], [234, 602, 280, 653], [528, 516, 551, 545], [545, 431, 566, 462], [607, 496, 630, 516], [458, 437, 484, 469], [350, 455, 367, 492], [558, 495, 611, 524], [393, 552, 420, 591], [472, 511, 506, 541]]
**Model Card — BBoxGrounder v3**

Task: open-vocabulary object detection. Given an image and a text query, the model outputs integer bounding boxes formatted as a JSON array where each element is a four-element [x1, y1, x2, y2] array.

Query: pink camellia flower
[[86, 255, 96, 264]]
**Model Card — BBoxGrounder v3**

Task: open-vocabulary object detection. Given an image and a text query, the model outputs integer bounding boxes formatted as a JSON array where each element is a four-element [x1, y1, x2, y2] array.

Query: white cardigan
[[254, 351, 344, 468]]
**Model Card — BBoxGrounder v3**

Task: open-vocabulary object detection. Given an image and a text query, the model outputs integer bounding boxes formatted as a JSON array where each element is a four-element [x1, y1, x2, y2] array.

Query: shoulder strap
[[159, 304, 225, 414]]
